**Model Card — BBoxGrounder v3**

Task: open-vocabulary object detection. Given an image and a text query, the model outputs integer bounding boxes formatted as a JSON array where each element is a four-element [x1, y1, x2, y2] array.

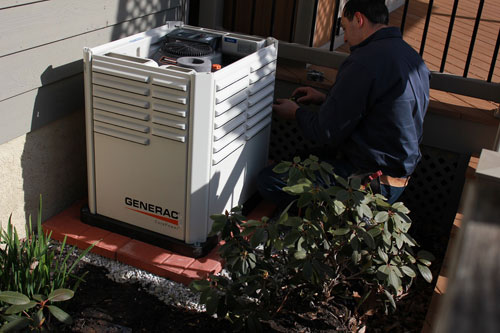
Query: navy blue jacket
[[296, 27, 430, 177]]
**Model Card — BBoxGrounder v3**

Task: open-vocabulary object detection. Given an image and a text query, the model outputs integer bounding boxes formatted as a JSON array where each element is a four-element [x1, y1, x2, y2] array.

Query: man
[[258, 0, 430, 205]]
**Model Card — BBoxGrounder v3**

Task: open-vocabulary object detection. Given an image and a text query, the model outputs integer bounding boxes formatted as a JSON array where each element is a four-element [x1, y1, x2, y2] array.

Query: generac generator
[[81, 22, 277, 257]]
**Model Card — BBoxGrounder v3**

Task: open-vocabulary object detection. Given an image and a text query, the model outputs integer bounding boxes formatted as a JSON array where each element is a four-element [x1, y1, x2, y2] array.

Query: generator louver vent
[[163, 41, 213, 57]]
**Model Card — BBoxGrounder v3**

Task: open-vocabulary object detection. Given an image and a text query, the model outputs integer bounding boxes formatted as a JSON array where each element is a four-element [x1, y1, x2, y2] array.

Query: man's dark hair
[[343, 0, 389, 25]]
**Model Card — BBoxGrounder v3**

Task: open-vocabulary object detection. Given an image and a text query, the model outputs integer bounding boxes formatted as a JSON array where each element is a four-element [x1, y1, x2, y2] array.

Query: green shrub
[[191, 156, 434, 331], [0, 196, 94, 331]]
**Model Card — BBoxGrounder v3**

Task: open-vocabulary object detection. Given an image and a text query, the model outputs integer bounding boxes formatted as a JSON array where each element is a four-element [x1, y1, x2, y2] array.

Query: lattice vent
[[268, 115, 469, 253]]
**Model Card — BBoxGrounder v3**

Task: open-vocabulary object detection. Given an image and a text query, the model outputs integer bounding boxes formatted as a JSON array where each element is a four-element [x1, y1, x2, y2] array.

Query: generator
[[81, 22, 277, 257]]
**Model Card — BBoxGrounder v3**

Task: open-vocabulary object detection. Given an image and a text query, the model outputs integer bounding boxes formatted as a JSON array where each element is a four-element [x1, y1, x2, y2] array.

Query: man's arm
[[295, 61, 374, 147]]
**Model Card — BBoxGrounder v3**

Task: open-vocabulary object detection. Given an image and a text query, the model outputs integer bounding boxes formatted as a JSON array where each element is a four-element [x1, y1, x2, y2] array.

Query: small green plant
[[191, 156, 434, 331], [0, 289, 74, 332], [0, 196, 94, 331]]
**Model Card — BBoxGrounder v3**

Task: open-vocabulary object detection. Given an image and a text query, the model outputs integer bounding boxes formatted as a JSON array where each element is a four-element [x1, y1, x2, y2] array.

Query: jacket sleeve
[[295, 60, 374, 147]]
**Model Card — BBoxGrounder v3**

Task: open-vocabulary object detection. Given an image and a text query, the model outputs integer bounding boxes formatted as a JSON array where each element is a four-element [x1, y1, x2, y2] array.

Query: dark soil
[[55, 227, 444, 332]]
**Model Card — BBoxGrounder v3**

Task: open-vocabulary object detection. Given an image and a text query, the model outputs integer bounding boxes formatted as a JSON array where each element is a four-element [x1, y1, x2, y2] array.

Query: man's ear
[[354, 12, 365, 27]]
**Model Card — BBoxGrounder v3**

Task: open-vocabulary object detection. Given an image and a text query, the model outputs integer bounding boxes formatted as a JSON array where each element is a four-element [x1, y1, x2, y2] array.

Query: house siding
[[0, 0, 182, 237]]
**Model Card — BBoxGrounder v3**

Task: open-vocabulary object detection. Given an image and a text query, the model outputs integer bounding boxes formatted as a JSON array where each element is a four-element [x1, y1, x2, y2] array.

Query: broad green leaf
[[320, 161, 334, 174], [0, 291, 30, 305], [392, 202, 410, 214], [394, 233, 403, 249], [375, 197, 391, 208], [402, 233, 417, 246], [242, 220, 263, 227], [209, 217, 227, 235], [0, 316, 31, 332], [401, 265, 417, 278], [48, 305, 73, 325], [417, 264, 433, 283], [374, 211, 389, 223], [333, 200, 346, 215], [382, 230, 391, 246], [335, 189, 349, 201], [334, 174, 349, 188], [293, 156, 301, 163], [190, 280, 210, 292], [294, 250, 307, 260], [377, 264, 390, 277], [350, 177, 362, 190], [352, 250, 361, 264], [332, 228, 350, 236], [283, 183, 311, 195], [250, 228, 267, 247], [48, 289, 74, 302], [283, 230, 301, 247], [273, 162, 291, 174], [326, 186, 342, 196], [360, 230, 375, 249], [384, 289, 396, 309], [367, 227, 381, 238], [388, 269, 401, 292], [297, 192, 313, 208], [417, 250, 436, 262], [361, 203, 373, 218], [5, 301, 37, 314], [378, 247, 389, 263], [282, 216, 303, 227]]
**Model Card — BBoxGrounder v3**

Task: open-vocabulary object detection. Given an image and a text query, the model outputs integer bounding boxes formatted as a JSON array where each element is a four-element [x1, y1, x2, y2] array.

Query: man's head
[[341, 0, 389, 47]]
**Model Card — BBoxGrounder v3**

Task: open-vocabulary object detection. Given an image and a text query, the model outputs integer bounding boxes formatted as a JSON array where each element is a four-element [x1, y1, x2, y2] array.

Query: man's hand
[[272, 99, 299, 120], [292, 87, 326, 105]]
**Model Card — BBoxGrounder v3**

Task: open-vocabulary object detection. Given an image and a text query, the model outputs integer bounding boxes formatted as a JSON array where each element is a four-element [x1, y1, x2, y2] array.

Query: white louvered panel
[[247, 95, 273, 117], [92, 60, 150, 83], [215, 68, 249, 91], [214, 90, 248, 116], [215, 77, 249, 104], [212, 139, 244, 165], [152, 88, 189, 105], [249, 47, 278, 72], [151, 127, 186, 143], [153, 100, 188, 118], [93, 85, 149, 109], [248, 73, 275, 95], [152, 76, 189, 92], [249, 61, 276, 84], [93, 72, 150, 96], [248, 84, 274, 106], [93, 97, 150, 121], [94, 122, 150, 145], [152, 114, 187, 131], [246, 106, 272, 129], [94, 110, 150, 133], [245, 118, 271, 141], [213, 113, 247, 141], [212, 124, 245, 153], [213, 100, 247, 128]]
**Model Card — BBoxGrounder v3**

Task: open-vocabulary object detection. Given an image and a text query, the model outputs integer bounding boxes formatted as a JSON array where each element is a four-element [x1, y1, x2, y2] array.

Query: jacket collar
[[350, 26, 402, 52]]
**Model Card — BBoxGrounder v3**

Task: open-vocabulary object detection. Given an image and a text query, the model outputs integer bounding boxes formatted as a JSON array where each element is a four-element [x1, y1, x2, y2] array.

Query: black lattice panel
[[269, 115, 323, 162], [268, 115, 469, 255]]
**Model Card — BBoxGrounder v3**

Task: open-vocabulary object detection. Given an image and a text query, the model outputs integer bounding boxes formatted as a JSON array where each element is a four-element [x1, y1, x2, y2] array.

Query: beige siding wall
[[0, 0, 183, 237]]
